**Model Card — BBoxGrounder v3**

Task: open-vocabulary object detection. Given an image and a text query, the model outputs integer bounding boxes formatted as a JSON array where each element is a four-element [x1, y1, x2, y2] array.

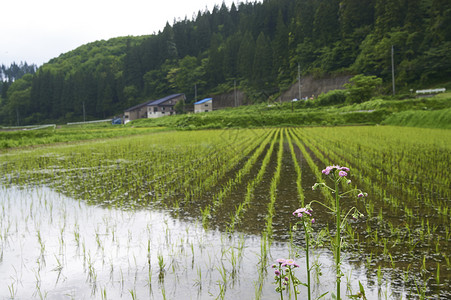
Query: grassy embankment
[[132, 93, 451, 129], [1, 93, 449, 151], [0, 123, 166, 150]]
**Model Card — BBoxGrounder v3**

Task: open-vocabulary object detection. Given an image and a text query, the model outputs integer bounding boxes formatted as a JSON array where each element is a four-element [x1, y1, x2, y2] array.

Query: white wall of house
[[194, 100, 212, 113], [147, 106, 175, 118]]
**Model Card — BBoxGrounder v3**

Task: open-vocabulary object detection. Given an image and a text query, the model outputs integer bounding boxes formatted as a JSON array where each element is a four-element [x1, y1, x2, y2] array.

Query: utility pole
[[391, 45, 395, 96], [82, 101, 86, 122], [234, 79, 237, 107], [298, 64, 302, 100], [194, 84, 198, 102]]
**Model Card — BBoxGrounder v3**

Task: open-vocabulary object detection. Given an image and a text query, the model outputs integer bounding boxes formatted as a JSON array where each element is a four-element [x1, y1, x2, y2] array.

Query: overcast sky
[[1, 0, 239, 67]]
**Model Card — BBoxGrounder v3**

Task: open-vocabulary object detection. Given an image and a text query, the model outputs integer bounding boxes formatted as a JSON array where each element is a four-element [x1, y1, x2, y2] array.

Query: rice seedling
[[53, 254, 65, 284], [377, 265, 383, 286], [129, 288, 137, 300], [158, 252, 166, 274], [436, 263, 440, 285]]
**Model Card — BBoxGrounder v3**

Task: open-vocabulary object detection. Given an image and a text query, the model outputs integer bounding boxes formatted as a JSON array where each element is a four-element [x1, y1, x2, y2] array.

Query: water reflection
[[0, 185, 412, 299]]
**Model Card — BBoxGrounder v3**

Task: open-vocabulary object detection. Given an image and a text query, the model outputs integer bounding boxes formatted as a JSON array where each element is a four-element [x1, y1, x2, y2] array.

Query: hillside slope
[[0, 0, 450, 125]]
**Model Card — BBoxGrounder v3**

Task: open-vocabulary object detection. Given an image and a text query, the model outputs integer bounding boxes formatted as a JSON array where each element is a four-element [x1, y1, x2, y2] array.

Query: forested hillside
[[1, 0, 450, 125]]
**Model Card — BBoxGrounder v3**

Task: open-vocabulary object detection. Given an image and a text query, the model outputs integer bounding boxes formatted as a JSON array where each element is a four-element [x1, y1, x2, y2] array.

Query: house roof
[[148, 93, 185, 106], [124, 100, 154, 112], [124, 94, 185, 112], [194, 98, 212, 105]]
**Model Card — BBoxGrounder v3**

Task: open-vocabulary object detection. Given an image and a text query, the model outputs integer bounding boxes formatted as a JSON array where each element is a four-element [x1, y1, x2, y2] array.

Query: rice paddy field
[[0, 126, 449, 299]]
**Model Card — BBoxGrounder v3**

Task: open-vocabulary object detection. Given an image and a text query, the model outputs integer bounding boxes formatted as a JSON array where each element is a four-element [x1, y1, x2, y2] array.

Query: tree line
[[0, 62, 37, 97], [1, 0, 450, 125]]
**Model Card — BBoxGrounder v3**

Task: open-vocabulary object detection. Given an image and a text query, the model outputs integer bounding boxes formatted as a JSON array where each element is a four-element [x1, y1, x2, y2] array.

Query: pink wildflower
[[322, 165, 350, 176], [293, 207, 312, 218], [282, 258, 297, 267], [276, 258, 286, 264]]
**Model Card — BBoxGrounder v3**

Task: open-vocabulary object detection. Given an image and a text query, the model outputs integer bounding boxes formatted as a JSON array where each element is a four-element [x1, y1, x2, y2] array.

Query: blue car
[[111, 117, 122, 125]]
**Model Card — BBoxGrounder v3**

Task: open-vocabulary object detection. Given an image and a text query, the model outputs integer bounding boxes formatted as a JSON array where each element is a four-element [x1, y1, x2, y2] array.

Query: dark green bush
[[317, 90, 347, 106]]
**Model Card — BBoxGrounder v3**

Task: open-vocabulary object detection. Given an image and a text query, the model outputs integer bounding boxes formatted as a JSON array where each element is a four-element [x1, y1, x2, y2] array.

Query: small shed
[[194, 98, 213, 113]]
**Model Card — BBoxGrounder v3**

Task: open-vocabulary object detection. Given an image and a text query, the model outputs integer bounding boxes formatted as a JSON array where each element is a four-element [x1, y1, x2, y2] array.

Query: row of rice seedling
[[183, 129, 272, 204], [228, 129, 280, 231], [1, 130, 264, 211], [298, 126, 450, 238], [196, 129, 276, 228], [285, 129, 304, 207], [288, 129, 333, 205], [212, 129, 276, 208], [263, 128, 284, 238], [299, 126, 450, 216], [294, 126, 446, 236], [290, 126, 450, 297]]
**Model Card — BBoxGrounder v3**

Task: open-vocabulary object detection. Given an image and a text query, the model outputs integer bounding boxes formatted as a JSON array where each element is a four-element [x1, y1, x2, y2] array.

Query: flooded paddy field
[[0, 127, 450, 299]]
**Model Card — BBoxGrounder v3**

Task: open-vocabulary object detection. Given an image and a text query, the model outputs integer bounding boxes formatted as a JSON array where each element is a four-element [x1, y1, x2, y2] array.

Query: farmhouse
[[124, 93, 185, 121], [194, 98, 213, 113], [123, 100, 153, 121], [147, 93, 185, 118]]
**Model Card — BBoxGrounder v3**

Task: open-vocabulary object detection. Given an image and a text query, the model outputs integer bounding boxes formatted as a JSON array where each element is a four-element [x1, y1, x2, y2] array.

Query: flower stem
[[289, 267, 298, 300], [279, 263, 284, 300], [335, 179, 341, 300], [302, 221, 311, 300]]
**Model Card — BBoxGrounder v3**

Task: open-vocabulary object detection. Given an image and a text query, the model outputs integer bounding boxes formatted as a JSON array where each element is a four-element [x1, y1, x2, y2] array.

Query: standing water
[[1, 185, 412, 299]]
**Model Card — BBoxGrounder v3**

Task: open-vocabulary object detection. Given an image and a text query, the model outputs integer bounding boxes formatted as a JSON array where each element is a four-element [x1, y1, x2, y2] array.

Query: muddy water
[[0, 185, 410, 299]]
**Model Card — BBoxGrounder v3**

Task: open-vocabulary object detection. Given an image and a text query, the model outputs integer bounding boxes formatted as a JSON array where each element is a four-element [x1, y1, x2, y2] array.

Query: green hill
[[1, 0, 450, 126]]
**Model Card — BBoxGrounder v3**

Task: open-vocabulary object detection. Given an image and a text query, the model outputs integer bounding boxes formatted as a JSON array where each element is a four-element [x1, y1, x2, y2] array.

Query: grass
[[129, 93, 451, 130], [0, 124, 166, 150], [381, 108, 451, 129]]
